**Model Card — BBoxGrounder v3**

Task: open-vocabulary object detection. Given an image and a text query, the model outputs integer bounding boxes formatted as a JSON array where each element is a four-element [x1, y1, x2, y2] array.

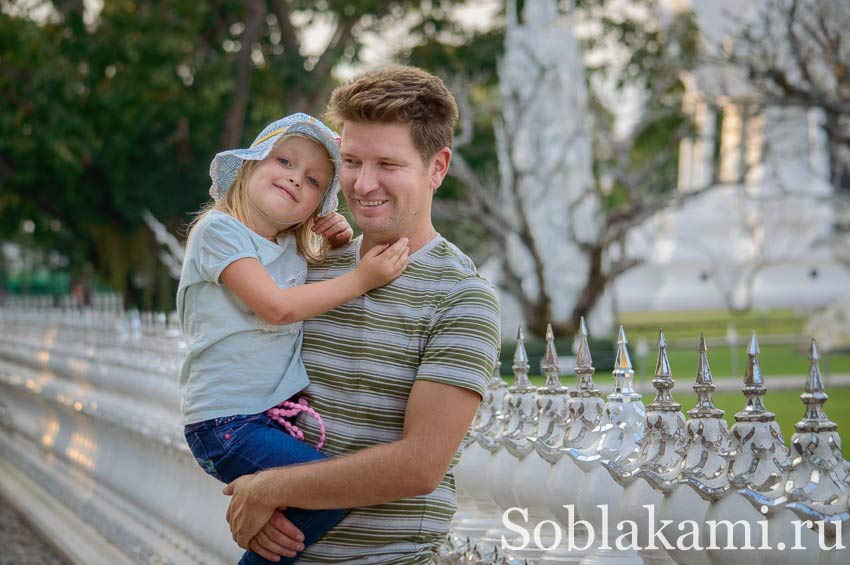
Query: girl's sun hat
[[209, 113, 342, 217]]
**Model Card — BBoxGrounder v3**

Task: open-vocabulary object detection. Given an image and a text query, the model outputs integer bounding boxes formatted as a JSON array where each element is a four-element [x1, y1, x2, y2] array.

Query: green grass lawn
[[632, 342, 850, 379], [512, 380, 850, 441], [618, 308, 806, 342], [498, 309, 850, 443], [583, 308, 850, 379]]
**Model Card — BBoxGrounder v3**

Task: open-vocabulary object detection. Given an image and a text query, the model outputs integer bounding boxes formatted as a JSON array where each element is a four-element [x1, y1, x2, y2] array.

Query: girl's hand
[[313, 212, 353, 248], [356, 238, 409, 290]]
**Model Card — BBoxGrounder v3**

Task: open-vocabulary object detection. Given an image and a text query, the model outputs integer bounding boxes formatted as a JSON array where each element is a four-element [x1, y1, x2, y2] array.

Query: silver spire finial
[[736, 331, 773, 422], [574, 316, 597, 393], [654, 329, 671, 379], [541, 323, 564, 389], [488, 363, 508, 390], [696, 333, 710, 384], [512, 325, 531, 389], [615, 325, 632, 369], [612, 325, 636, 395], [648, 329, 679, 411], [744, 331, 764, 387], [796, 338, 836, 432], [689, 333, 723, 419]]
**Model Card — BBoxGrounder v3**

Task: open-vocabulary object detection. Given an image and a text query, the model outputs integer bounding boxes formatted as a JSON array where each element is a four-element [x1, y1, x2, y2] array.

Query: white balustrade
[[446, 323, 850, 565], [0, 305, 241, 563], [2, 304, 848, 565]]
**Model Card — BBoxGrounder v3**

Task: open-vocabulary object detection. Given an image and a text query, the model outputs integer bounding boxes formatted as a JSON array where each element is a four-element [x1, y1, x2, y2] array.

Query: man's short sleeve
[[195, 215, 259, 285], [416, 277, 501, 398]]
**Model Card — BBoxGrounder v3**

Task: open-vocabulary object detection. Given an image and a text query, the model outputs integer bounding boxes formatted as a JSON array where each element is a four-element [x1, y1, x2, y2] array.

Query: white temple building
[[611, 0, 850, 313], [487, 0, 850, 336]]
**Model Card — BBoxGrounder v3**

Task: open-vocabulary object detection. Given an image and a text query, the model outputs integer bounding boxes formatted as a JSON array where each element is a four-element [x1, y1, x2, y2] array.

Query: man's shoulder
[[424, 237, 477, 273], [417, 237, 497, 297]]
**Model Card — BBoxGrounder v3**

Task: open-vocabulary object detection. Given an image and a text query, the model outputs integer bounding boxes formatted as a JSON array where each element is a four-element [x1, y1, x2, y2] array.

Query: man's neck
[[361, 226, 438, 257]]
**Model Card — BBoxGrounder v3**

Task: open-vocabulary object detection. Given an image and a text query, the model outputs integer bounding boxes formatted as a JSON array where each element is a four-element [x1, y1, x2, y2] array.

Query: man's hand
[[249, 511, 308, 561], [224, 473, 285, 550]]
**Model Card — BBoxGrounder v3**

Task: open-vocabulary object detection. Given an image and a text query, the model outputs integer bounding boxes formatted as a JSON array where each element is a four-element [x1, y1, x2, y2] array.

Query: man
[[224, 65, 501, 563]]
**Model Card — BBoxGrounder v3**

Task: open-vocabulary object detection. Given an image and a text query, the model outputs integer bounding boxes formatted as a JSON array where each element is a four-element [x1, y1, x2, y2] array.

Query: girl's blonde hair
[[188, 134, 333, 265]]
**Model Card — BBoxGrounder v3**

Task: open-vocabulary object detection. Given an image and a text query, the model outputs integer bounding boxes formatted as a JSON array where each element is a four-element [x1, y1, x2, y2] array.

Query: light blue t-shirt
[[177, 210, 310, 425]]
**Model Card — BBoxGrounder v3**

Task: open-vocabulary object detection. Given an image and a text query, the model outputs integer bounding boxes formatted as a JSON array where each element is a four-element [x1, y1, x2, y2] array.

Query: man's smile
[[356, 199, 388, 207]]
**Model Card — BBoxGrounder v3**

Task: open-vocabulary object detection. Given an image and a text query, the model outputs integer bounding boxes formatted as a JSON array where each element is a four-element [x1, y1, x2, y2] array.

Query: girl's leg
[[187, 413, 344, 564]]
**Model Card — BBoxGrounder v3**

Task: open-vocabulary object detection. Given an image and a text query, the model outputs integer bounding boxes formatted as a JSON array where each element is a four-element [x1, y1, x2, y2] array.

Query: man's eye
[[343, 159, 360, 166]]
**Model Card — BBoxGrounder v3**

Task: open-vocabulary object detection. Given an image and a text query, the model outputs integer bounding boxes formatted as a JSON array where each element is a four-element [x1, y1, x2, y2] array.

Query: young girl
[[177, 113, 408, 564]]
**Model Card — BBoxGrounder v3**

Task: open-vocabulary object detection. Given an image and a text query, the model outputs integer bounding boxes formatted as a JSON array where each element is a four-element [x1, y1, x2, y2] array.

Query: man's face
[[339, 121, 442, 242]]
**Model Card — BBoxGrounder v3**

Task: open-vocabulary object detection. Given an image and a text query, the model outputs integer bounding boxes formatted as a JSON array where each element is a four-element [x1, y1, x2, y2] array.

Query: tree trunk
[[218, 0, 266, 150], [569, 245, 607, 337]]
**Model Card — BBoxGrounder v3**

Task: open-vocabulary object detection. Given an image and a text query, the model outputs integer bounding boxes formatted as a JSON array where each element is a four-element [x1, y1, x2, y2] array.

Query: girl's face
[[245, 136, 333, 236]]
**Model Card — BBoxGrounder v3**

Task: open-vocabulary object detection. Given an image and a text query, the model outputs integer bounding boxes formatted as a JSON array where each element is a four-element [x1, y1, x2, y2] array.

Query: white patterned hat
[[209, 113, 342, 217]]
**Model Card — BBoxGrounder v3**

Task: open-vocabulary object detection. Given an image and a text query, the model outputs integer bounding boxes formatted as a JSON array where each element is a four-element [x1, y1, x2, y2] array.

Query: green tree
[[1, 0, 478, 309]]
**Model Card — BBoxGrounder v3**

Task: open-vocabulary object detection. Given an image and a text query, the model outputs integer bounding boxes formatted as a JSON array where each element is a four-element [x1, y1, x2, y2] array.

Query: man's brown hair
[[325, 65, 459, 161]]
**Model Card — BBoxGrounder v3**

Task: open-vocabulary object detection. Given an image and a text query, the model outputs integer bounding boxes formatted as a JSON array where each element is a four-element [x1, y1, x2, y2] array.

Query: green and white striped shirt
[[296, 234, 501, 563]]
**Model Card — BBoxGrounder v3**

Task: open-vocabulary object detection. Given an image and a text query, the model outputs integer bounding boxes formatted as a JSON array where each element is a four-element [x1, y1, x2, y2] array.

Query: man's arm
[[224, 275, 501, 558], [223, 380, 481, 548]]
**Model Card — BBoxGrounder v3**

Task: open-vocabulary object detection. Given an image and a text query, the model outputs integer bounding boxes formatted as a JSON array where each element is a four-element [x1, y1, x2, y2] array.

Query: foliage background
[[1, 0, 508, 310]]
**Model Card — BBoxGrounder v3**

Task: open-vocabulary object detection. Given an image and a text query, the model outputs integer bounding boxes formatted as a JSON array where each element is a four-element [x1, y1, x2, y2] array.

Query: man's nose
[[352, 164, 379, 194]]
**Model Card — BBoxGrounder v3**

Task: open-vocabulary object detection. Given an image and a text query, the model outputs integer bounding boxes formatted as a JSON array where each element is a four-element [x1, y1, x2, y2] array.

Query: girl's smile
[[274, 183, 298, 202]]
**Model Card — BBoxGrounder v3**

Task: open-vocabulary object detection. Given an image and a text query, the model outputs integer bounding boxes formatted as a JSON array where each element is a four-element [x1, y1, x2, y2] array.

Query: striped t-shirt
[[295, 234, 501, 563]]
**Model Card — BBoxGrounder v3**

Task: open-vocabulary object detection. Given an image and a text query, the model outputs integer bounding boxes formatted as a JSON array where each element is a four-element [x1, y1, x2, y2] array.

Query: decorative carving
[[681, 334, 732, 501], [633, 330, 689, 491], [784, 339, 850, 527], [597, 326, 646, 484], [730, 333, 791, 508], [531, 324, 570, 461], [501, 327, 538, 459]]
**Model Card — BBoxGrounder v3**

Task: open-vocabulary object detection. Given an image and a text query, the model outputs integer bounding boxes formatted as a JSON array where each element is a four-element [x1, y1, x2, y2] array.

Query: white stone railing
[[442, 321, 850, 564], [0, 306, 241, 564], [2, 306, 848, 564]]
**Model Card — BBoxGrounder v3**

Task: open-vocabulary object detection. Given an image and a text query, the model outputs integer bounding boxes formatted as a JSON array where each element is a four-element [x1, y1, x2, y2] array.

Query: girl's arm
[[220, 238, 408, 326]]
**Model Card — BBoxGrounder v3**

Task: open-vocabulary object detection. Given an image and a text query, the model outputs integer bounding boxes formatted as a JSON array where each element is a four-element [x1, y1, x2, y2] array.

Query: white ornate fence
[[442, 321, 850, 564], [0, 305, 847, 564], [0, 305, 241, 564]]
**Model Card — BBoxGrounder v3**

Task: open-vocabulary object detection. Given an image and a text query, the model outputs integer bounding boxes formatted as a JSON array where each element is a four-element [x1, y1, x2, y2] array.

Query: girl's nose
[[288, 174, 301, 187]]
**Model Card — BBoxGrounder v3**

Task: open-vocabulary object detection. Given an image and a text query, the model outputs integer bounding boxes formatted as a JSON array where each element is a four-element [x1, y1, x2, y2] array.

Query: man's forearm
[[225, 382, 481, 550], [248, 383, 481, 510], [254, 438, 435, 509]]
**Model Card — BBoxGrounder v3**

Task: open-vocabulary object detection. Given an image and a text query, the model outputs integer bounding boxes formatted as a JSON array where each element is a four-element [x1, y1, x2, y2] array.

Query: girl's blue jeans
[[184, 412, 345, 564]]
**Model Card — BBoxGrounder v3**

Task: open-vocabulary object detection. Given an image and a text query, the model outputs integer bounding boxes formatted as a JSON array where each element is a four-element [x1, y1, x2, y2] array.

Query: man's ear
[[429, 147, 452, 192]]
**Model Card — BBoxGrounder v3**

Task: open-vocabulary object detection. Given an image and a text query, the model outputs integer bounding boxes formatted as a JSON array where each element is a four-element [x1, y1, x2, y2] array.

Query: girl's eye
[[307, 177, 320, 188], [278, 157, 291, 166]]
